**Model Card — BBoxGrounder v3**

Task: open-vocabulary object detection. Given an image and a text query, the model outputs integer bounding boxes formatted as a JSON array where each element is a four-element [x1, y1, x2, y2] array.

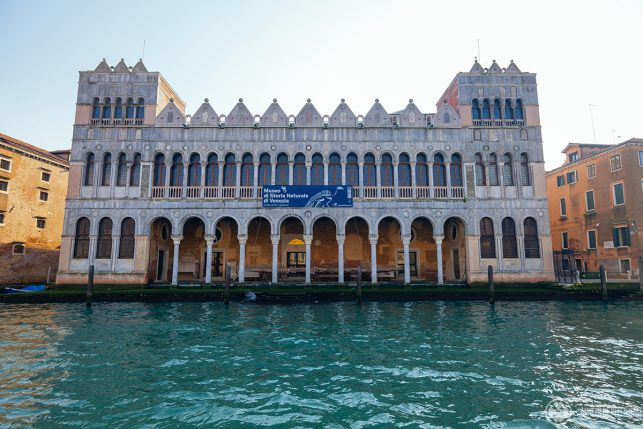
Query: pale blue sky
[[2, 0, 642, 168]]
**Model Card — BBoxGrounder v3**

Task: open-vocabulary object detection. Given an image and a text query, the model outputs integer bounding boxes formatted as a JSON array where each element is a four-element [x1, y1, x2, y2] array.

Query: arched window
[[380, 153, 393, 186], [475, 153, 486, 186], [480, 217, 496, 258], [240, 153, 253, 186], [119, 217, 135, 259], [433, 153, 446, 186], [311, 153, 324, 185], [92, 98, 100, 119], [153, 153, 166, 186], [96, 218, 113, 259], [328, 153, 342, 185], [102, 97, 111, 119], [170, 153, 183, 186], [116, 153, 127, 186], [364, 153, 376, 186], [515, 99, 524, 120], [493, 99, 502, 119], [450, 154, 463, 186], [489, 153, 499, 186], [188, 153, 201, 186], [293, 153, 306, 185], [524, 217, 540, 258], [520, 153, 530, 186], [398, 153, 411, 186], [471, 99, 481, 120], [136, 98, 145, 119], [205, 153, 218, 186], [503, 153, 514, 186], [114, 97, 123, 119], [504, 99, 514, 120], [258, 153, 271, 186], [101, 153, 112, 186], [416, 153, 429, 186], [482, 99, 491, 119], [130, 153, 141, 186], [502, 217, 518, 258], [84, 153, 95, 186], [346, 153, 359, 186], [73, 217, 90, 259], [126, 98, 135, 119], [276, 153, 289, 185], [223, 153, 236, 186]]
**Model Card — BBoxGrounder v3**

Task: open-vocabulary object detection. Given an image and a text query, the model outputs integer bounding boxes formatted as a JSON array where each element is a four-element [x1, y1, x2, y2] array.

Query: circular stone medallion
[[144, 144, 151, 151], [483, 144, 490, 151], [127, 144, 133, 151]]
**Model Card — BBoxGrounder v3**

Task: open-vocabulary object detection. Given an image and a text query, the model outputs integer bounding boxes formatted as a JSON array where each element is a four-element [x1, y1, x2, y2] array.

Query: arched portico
[[443, 217, 467, 282], [311, 216, 338, 282], [344, 216, 371, 282], [244, 216, 272, 281], [147, 217, 173, 283], [278, 216, 306, 282]]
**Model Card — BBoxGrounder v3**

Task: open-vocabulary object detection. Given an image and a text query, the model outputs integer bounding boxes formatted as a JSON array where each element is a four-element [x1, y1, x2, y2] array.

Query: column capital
[[340, 161, 346, 167], [368, 234, 379, 245], [401, 234, 412, 246], [171, 235, 183, 244], [237, 234, 248, 245], [336, 234, 346, 245], [305, 161, 312, 167], [303, 234, 313, 245], [358, 161, 364, 166], [288, 160, 294, 166], [204, 235, 215, 245], [270, 234, 281, 245], [433, 234, 445, 243]]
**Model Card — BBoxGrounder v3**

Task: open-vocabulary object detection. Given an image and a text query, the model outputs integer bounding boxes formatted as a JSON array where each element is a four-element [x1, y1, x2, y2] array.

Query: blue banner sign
[[262, 185, 353, 208]]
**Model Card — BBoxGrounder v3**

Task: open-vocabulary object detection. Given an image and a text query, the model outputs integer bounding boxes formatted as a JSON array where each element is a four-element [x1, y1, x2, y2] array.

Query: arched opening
[[275, 153, 289, 185], [102, 97, 111, 119], [116, 153, 127, 186], [279, 217, 305, 282], [73, 217, 90, 259], [153, 153, 166, 187], [398, 153, 411, 186], [223, 153, 236, 187], [433, 153, 446, 188], [493, 98, 502, 119], [92, 98, 100, 119], [101, 153, 112, 186], [416, 153, 429, 197], [503, 153, 514, 186], [450, 153, 463, 187], [376, 217, 403, 282], [311, 153, 324, 185], [211, 217, 239, 280], [410, 218, 436, 281], [84, 153, 95, 186], [520, 153, 530, 186], [177, 217, 206, 282], [515, 99, 524, 120], [363, 152, 376, 192], [188, 153, 201, 187], [126, 98, 135, 119], [344, 217, 370, 281], [475, 153, 486, 186], [245, 217, 272, 281], [258, 153, 271, 187], [293, 153, 306, 185], [524, 217, 540, 258], [148, 218, 173, 282], [130, 153, 141, 186], [96, 217, 113, 260], [482, 99, 491, 119], [502, 217, 518, 259], [489, 153, 499, 186], [480, 217, 496, 259], [311, 217, 338, 281], [114, 97, 123, 119], [328, 153, 341, 185], [443, 217, 466, 282], [380, 153, 393, 186], [170, 153, 183, 187], [205, 153, 218, 187], [504, 99, 514, 120], [119, 217, 136, 259], [136, 98, 145, 119], [471, 99, 481, 120], [346, 153, 359, 187], [240, 153, 254, 186]]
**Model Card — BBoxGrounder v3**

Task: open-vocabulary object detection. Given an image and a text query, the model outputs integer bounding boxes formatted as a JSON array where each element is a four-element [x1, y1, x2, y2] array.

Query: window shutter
[[612, 228, 620, 247], [624, 229, 631, 246]]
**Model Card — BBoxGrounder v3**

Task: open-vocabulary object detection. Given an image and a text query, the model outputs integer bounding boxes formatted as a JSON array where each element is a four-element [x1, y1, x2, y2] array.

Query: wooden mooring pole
[[356, 265, 363, 305], [488, 265, 495, 304], [639, 257, 643, 294], [224, 263, 231, 305], [46, 266, 52, 285], [86, 265, 94, 306], [599, 264, 608, 302]]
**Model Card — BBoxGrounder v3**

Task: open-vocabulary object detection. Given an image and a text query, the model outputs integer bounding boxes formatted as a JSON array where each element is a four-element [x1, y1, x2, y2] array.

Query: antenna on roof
[[142, 40, 146, 61], [588, 104, 597, 144], [477, 39, 481, 64]]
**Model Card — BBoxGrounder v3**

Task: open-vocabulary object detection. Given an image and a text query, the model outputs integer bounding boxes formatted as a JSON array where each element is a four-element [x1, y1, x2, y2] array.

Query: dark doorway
[[156, 249, 165, 281]]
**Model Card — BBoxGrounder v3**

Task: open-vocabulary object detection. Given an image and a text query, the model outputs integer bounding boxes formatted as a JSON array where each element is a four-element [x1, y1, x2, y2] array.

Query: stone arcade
[[56, 58, 554, 286]]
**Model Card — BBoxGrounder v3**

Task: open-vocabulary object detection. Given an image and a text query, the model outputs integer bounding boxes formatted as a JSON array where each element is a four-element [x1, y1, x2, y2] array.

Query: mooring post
[[488, 265, 495, 304], [224, 263, 231, 305], [46, 266, 52, 285], [599, 264, 608, 302], [356, 265, 363, 305], [86, 264, 94, 306], [639, 257, 643, 294]]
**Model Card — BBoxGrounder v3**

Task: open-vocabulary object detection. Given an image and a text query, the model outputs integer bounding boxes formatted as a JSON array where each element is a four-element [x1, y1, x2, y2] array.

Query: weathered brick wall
[[0, 244, 60, 284]]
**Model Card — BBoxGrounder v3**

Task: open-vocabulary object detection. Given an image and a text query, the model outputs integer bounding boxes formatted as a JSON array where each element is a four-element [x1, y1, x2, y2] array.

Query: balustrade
[[398, 186, 413, 199], [239, 186, 254, 199], [186, 186, 201, 199], [416, 186, 431, 199], [380, 186, 394, 199], [221, 186, 236, 198], [167, 186, 182, 199], [203, 186, 219, 199], [363, 186, 378, 199], [433, 186, 448, 199]]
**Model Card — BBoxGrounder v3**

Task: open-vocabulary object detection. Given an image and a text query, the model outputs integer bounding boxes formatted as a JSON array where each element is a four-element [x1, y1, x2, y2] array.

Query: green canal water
[[0, 301, 641, 428]]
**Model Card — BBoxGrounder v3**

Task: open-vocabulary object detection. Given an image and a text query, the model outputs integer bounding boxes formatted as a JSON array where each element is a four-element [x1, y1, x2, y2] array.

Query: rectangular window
[[41, 171, 51, 182], [566, 171, 577, 184], [0, 179, 8, 193], [613, 183, 624, 205], [0, 157, 10, 172], [620, 259, 631, 274], [0, 212, 4, 226], [639, 151, 643, 166], [587, 230, 597, 249], [286, 252, 306, 267], [556, 175, 565, 187], [612, 226, 631, 247], [587, 164, 596, 178], [39, 190, 49, 202], [561, 258, 570, 271], [610, 154, 622, 171], [560, 198, 567, 217], [568, 152, 579, 163], [36, 218, 46, 229], [562, 232, 569, 249], [585, 190, 595, 211]]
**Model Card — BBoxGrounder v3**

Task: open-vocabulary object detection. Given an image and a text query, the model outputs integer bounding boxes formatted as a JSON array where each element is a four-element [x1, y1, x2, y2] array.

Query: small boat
[[2, 285, 47, 294]]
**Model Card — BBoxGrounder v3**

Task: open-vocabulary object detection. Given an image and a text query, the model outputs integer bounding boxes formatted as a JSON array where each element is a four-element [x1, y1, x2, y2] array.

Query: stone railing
[[90, 118, 144, 126], [472, 119, 525, 127]]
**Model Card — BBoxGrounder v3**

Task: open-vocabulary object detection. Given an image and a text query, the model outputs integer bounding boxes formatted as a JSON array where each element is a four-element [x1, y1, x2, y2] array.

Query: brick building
[[546, 139, 643, 279], [0, 133, 70, 284]]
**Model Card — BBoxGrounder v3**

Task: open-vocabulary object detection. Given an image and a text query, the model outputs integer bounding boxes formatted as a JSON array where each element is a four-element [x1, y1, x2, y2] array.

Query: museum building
[[56, 58, 554, 286]]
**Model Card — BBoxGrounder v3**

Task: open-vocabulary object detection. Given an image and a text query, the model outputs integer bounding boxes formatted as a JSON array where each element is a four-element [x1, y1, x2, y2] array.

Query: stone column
[[109, 159, 117, 198], [271, 161, 276, 185], [323, 162, 329, 185], [92, 162, 100, 198], [305, 161, 312, 185], [427, 161, 433, 197], [496, 234, 504, 270], [235, 161, 241, 197], [253, 162, 259, 198], [288, 161, 294, 185], [410, 161, 417, 198], [164, 162, 171, 188], [337, 235, 345, 284], [88, 235, 97, 265], [205, 235, 214, 283], [238, 234, 247, 283], [434, 234, 444, 285], [341, 161, 346, 185], [171, 235, 182, 285], [304, 234, 313, 284], [376, 164, 381, 198], [217, 160, 224, 196], [445, 162, 451, 197], [518, 234, 525, 271], [393, 161, 399, 198], [271, 234, 280, 283], [181, 162, 188, 198], [358, 161, 364, 198], [110, 233, 119, 272], [369, 234, 379, 284], [402, 234, 412, 284]]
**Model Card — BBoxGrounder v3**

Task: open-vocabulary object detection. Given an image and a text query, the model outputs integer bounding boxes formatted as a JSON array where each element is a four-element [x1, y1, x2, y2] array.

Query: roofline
[[546, 139, 643, 175], [0, 133, 70, 169]]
